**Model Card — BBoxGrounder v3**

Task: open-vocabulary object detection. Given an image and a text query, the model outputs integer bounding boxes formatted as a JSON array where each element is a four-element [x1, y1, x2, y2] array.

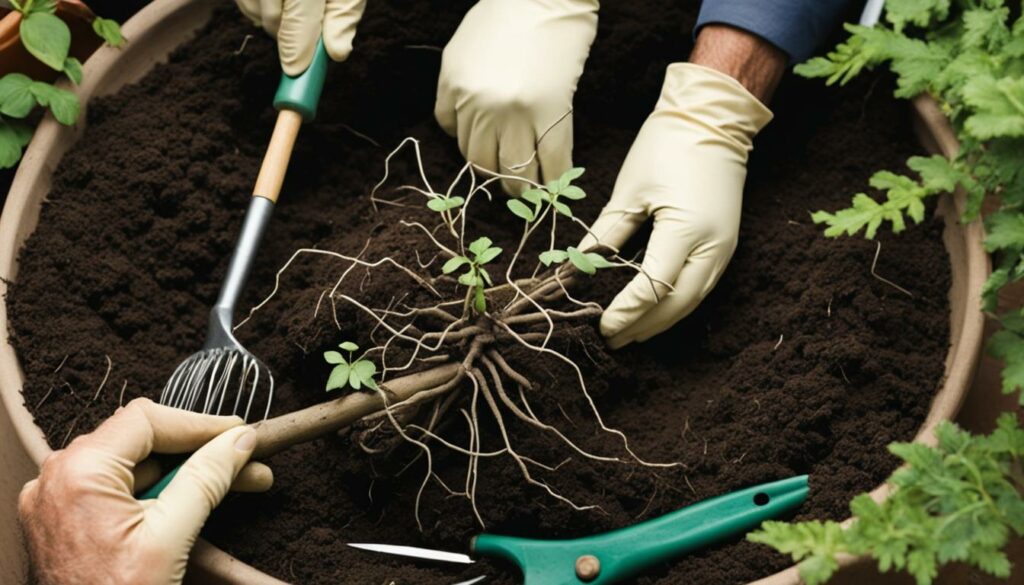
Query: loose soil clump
[[9, 2, 953, 584]]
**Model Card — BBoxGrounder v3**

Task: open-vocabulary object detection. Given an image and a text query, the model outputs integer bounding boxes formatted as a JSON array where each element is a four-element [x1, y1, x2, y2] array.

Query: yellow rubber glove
[[581, 63, 772, 349], [435, 0, 599, 194], [235, 0, 367, 75], [18, 398, 271, 585]]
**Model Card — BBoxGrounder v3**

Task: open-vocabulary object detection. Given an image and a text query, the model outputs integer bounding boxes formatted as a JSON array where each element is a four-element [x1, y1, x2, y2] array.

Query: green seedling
[[442, 236, 502, 314], [0, 0, 124, 168], [539, 246, 613, 275], [506, 166, 587, 223], [426, 194, 465, 213], [324, 341, 378, 391]]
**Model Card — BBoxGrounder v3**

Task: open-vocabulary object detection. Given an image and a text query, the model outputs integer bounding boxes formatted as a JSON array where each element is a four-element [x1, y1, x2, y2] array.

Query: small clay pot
[[0, 0, 990, 583], [0, 0, 103, 82]]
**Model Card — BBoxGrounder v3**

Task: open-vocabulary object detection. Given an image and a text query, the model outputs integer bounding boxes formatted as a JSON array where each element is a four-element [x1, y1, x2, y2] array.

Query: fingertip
[[232, 462, 274, 493]]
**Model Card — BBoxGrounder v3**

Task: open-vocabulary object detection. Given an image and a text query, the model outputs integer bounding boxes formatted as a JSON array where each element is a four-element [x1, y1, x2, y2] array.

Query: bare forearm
[[689, 24, 786, 104]]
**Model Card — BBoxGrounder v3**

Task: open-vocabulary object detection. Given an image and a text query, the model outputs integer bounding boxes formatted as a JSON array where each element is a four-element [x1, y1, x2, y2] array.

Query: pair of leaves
[[0, 73, 79, 124], [507, 167, 587, 222], [324, 342, 378, 391], [538, 246, 612, 275], [750, 415, 1024, 585], [442, 237, 502, 275], [427, 195, 464, 212]]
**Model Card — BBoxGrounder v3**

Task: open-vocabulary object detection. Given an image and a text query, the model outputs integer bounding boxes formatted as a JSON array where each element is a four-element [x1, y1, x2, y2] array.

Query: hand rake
[[159, 40, 331, 422]]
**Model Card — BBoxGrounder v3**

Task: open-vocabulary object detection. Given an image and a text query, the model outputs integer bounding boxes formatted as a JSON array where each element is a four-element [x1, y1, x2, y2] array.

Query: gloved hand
[[18, 398, 272, 585], [581, 63, 772, 349], [435, 0, 599, 194], [235, 0, 367, 75]]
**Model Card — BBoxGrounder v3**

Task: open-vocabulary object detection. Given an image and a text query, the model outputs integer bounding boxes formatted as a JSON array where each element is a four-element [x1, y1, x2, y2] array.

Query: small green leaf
[[560, 185, 586, 200], [426, 197, 449, 212], [352, 359, 377, 387], [30, 83, 78, 125], [475, 246, 502, 265], [323, 351, 346, 365], [92, 17, 125, 47], [338, 341, 359, 352], [539, 249, 568, 266], [557, 167, 585, 190], [62, 57, 82, 85], [507, 199, 535, 222], [458, 270, 477, 286], [468, 237, 492, 256], [348, 368, 362, 390], [478, 267, 493, 286], [567, 246, 595, 275], [0, 74, 36, 119], [442, 256, 470, 274], [20, 12, 71, 71], [326, 363, 350, 391], [521, 189, 547, 205], [446, 196, 465, 210], [552, 200, 573, 217], [0, 120, 26, 168], [586, 252, 614, 269]]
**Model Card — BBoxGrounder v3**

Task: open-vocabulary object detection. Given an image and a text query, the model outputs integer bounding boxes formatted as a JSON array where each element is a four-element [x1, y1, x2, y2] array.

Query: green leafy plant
[[749, 1, 1024, 583], [749, 414, 1024, 585], [323, 341, 378, 391], [539, 246, 613, 275], [798, 0, 1024, 407], [0, 0, 124, 168], [442, 236, 502, 313]]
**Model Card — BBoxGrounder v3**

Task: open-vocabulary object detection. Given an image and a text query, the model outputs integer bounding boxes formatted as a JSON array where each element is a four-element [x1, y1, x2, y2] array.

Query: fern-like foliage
[[802, 0, 1024, 406], [749, 415, 1024, 585]]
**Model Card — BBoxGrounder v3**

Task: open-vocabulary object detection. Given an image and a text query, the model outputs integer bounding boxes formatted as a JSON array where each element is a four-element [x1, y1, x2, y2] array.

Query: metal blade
[[452, 576, 486, 585], [347, 543, 475, 564]]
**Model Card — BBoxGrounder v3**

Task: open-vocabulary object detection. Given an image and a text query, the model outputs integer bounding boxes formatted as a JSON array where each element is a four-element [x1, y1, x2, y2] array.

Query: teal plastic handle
[[472, 475, 809, 585], [138, 463, 181, 500], [272, 38, 329, 121]]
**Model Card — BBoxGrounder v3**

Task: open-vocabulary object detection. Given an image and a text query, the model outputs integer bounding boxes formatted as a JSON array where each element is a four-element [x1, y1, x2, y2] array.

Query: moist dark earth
[[8, 1, 952, 584]]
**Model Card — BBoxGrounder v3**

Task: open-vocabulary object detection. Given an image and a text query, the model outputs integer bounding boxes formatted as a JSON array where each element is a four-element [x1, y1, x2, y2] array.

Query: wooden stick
[[252, 363, 464, 458], [253, 109, 304, 203]]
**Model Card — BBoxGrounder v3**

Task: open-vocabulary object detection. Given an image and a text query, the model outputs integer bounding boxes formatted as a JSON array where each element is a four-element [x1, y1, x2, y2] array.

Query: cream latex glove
[[435, 0, 599, 194], [18, 398, 271, 585], [235, 0, 367, 75], [581, 63, 772, 349]]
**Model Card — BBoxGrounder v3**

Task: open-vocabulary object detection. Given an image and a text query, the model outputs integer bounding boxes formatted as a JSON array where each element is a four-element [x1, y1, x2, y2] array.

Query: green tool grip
[[272, 38, 330, 121], [138, 463, 181, 500], [472, 475, 809, 585]]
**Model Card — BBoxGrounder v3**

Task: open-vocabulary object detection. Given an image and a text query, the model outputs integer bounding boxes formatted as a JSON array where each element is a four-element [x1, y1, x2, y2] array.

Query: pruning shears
[[349, 475, 809, 585]]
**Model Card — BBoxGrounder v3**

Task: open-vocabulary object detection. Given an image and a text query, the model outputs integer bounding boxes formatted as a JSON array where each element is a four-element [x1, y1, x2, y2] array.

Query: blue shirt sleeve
[[695, 0, 855, 63]]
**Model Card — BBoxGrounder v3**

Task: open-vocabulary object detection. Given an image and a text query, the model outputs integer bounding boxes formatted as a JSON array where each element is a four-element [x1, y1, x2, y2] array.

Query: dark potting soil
[[8, 2, 953, 584]]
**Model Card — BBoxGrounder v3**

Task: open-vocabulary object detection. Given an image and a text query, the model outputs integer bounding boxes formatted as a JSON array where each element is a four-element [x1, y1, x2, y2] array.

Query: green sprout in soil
[[0, 0, 124, 168], [749, 2, 1024, 583], [239, 136, 677, 529], [443, 236, 501, 314], [324, 341, 378, 391]]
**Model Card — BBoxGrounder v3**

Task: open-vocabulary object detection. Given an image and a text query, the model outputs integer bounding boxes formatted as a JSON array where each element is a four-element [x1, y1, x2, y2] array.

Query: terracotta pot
[[0, 1, 103, 82], [0, 0, 989, 583]]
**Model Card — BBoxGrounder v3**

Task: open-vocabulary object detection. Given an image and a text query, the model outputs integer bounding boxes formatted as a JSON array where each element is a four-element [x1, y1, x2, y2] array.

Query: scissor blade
[[348, 543, 475, 564], [452, 576, 486, 585]]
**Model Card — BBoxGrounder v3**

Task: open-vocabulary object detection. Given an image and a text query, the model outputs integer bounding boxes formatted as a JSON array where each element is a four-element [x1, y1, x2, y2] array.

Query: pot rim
[[0, 0, 989, 583]]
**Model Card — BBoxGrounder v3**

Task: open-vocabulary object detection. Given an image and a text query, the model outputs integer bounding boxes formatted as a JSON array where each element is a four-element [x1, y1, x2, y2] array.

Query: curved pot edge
[[749, 95, 989, 585], [0, 1, 989, 582]]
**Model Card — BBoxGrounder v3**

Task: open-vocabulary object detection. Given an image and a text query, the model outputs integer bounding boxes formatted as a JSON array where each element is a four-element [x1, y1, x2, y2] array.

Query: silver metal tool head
[[347, 543, 475, 565], [160, 196, 276, 422]]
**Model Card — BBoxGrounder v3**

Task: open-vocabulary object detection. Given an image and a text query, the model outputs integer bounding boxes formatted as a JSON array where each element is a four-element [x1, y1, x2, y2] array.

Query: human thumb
[[144, 426, 257, 554]]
